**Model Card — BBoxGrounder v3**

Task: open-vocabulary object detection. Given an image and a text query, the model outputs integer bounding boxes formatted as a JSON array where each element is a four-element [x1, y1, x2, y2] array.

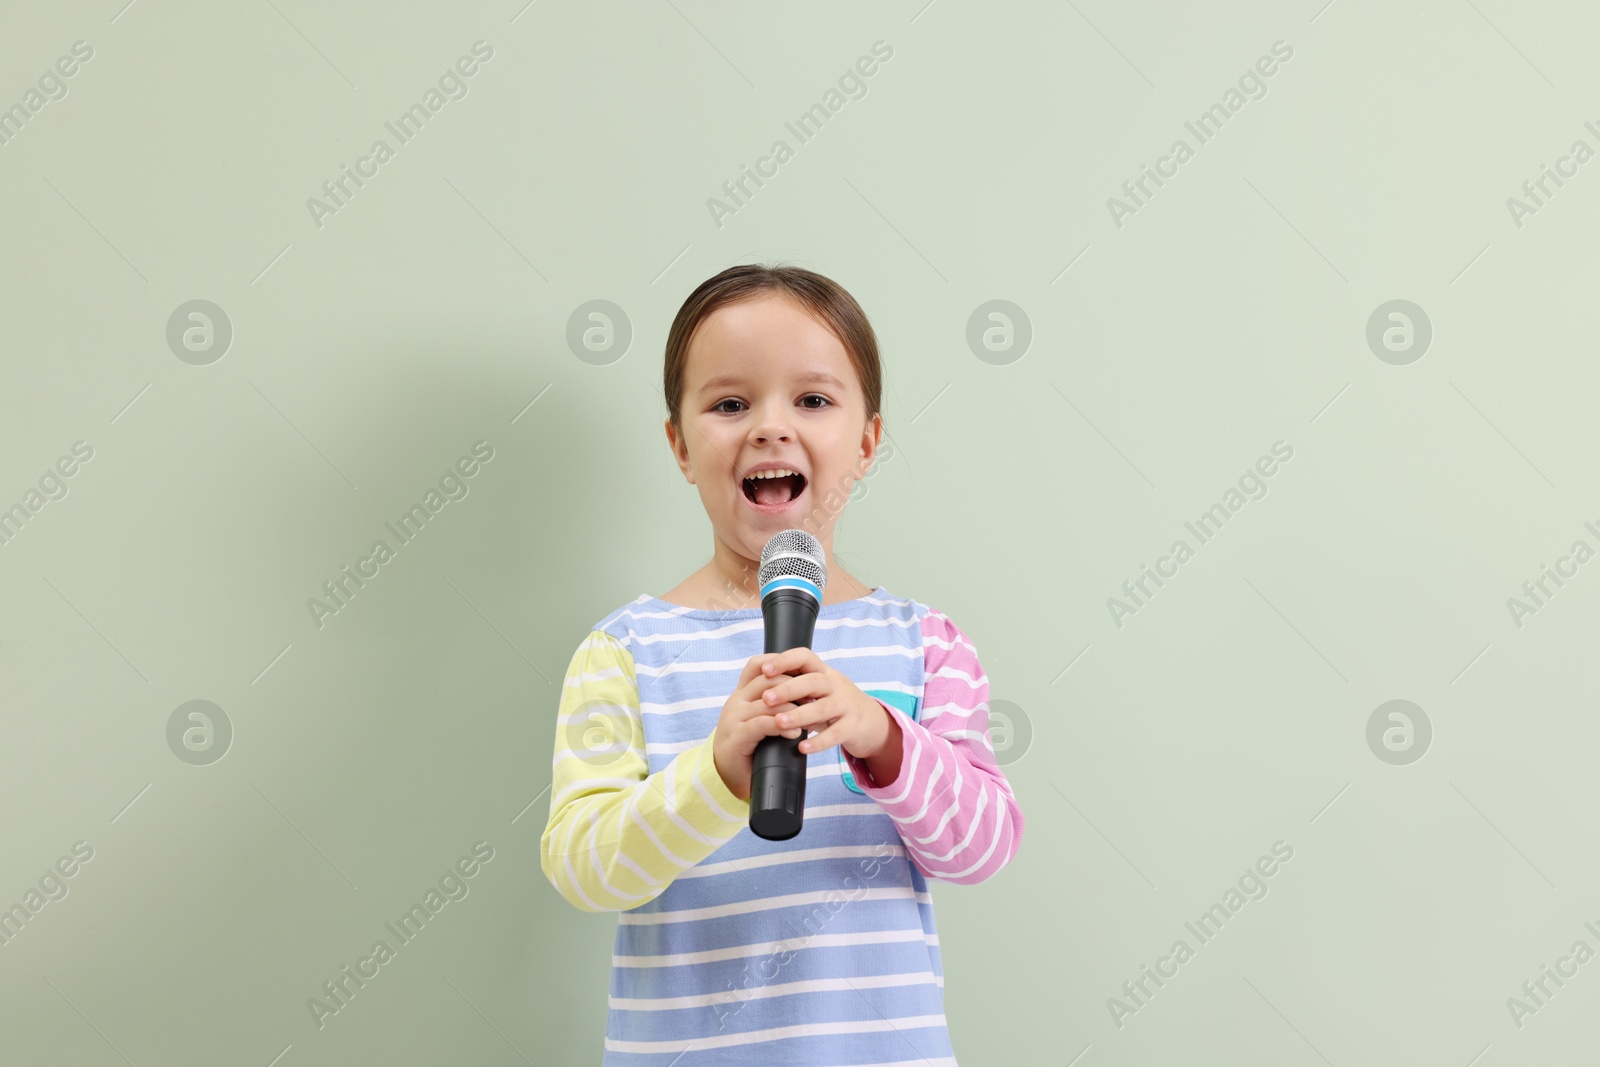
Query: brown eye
[[800, 395, 830, 409], [713, 399, 746, 414]]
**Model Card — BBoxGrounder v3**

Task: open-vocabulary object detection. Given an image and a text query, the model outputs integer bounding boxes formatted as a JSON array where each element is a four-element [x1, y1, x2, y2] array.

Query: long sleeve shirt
[[539, 586, 1024, 1065]]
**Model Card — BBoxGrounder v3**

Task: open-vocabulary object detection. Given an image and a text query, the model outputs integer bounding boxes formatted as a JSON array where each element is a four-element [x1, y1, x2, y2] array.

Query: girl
[[541, 264, 1025, 1065]]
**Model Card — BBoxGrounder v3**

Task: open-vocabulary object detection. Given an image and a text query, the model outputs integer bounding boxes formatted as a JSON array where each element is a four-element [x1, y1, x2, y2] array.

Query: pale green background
[[3, 0, 1598, 1064]]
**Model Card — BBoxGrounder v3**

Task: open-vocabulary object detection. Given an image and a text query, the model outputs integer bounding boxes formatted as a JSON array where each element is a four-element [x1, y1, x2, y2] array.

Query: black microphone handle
[[748, 587, 820, 841]]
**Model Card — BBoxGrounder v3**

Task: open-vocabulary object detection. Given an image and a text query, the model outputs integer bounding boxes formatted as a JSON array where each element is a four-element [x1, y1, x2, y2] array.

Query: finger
[[736, 658, 786, 696], [737, 668, 792, 706], [738, 652, 779, 688], [773, 700, 838, 733], [759, 651, 795, 679], [798, 723, 842, 754], [744, 696, 803, 726], [753, 712, 804, 740], [731, 659, 761, 695], [760, 672, 831, 710], [761, 646, 823, 679]]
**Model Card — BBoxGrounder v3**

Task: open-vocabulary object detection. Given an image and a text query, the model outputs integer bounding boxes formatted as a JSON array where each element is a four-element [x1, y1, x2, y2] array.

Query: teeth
[[746, 468, 799, 480]]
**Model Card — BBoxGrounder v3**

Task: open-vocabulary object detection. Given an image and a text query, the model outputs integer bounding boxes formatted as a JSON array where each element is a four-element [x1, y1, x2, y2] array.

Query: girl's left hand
[[758, 647, 890, 759]]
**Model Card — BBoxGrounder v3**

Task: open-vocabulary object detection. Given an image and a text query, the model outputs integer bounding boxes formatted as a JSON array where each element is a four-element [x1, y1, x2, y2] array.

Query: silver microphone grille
[[758, 529, 828, 596]]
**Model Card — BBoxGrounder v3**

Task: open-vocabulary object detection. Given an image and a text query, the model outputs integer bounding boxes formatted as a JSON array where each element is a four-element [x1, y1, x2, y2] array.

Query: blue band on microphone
[[760, 575, 821, 601]]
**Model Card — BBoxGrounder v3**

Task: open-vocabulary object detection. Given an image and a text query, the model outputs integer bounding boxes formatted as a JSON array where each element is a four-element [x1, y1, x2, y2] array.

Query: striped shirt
[[540, 585, 1025, 1065]]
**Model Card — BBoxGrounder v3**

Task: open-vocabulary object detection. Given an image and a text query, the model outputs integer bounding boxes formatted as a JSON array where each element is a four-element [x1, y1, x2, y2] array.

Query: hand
[[756, 647, 892, 761], [711, 653, 807, 803]]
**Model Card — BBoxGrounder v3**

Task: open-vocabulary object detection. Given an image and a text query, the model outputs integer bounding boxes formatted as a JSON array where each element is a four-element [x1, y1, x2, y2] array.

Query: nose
[[749, 399, 794, 445]]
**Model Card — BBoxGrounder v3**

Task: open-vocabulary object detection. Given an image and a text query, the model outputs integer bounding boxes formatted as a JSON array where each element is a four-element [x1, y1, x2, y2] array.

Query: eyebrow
[[697, 371, 849, 394]]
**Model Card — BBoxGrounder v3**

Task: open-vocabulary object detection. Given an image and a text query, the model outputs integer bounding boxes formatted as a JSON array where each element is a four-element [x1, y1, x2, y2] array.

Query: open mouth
[[742, 471, 807, 508]]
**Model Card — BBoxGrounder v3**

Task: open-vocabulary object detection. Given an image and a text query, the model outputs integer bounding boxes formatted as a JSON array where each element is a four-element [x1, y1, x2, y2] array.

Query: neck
[[707, 531, 870, 607]]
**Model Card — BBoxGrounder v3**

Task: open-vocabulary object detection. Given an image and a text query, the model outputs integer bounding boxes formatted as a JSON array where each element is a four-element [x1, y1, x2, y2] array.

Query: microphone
[[748, 529, 828, 841]]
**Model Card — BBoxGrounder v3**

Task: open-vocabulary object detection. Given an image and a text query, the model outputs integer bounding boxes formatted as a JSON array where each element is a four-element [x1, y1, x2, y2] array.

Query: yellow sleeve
[[539, 629, 750, 913]]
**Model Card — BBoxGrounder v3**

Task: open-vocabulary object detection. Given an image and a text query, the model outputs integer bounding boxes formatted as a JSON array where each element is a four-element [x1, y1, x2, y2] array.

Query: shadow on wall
[[227, 323, 637, 1052]]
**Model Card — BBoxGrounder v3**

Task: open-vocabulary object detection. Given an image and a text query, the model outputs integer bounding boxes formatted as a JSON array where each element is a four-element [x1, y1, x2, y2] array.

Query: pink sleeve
[[842, 608, 1025, 884]]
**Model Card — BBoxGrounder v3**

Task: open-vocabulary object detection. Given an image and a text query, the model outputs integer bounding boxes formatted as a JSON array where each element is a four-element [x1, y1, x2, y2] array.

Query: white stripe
[[613, 928, 937, 968], [624, 613, 918, 648], [586, 806, 648, 905], [920, 700, 985, 718], [620, 886, 930, 925], [942, 795, 1011, 879], [679, 845, 905, 878], [560, 852, 605, 911], [639, 694, 725, 715], [551, 776, 638, 805], [907, 782, 963, 849], [604, 1013, 949, 1053], [804, 803, 891, 818], [900, 733, 960, 828], [913, 785, 985, 864], [652, 757, 721, 849], [616, 591, 914, 627], [628, 617, 761, 645], [927, 664, 985, 687], [920, 619, 977, 654], [564, 665, 628, 685], [688, 758, 746, 827], [637, 643, 920, 681], [611, 845, 665, 894], [640, 681, 921, 723], [915, 710, 985, 735], [554, 702, 639, 723], [800, 615, 919, 633], [922, 635, 976, 658], [626, 793, 691, 869], [906, 772, 1013, 880], [619, 602, 699, 620], [874, 727, 930, 807], [820, 643, 922, 662], [551, 743, 634, 764], [560, 703, 640, 729], [899, 771, 952, 837], [641, 748, 885, 770], [576, 631, 626, 652], [647, 737, 713, 756], [638, 654, 749, 679], [610, 969, 942, 1009]]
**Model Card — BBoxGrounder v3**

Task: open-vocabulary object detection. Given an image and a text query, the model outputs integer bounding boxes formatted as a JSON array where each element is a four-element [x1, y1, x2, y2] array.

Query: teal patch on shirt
[[840, 689, 920, 795]]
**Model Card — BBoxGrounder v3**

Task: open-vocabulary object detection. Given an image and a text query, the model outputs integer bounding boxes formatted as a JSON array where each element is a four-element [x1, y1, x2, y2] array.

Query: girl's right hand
[[712, 653, 807, 802]]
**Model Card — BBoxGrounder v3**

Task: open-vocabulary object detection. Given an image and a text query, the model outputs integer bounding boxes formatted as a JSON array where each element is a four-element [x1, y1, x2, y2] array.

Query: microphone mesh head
[[759, 529, 827, 596]]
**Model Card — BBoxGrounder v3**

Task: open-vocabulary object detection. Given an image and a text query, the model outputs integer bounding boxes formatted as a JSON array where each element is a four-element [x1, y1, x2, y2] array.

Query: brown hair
[[663, 264, 883, 432]]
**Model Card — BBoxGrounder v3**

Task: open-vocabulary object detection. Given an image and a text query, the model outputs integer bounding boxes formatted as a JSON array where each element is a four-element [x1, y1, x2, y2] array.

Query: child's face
[[666, 292, 881, 573]]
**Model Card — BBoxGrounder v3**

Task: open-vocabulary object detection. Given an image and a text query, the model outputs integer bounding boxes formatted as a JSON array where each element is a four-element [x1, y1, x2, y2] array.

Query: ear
[[856, 413, 883, 478], [664, 417, 695, 485]]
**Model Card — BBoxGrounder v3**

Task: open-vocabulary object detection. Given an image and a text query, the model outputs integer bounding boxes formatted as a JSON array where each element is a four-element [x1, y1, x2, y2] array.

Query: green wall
[[3, 2, 1597, 1064]]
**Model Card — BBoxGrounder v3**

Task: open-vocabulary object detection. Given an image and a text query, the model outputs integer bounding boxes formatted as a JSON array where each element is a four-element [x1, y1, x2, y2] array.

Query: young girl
[[541, 264, 1025, 1065]]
